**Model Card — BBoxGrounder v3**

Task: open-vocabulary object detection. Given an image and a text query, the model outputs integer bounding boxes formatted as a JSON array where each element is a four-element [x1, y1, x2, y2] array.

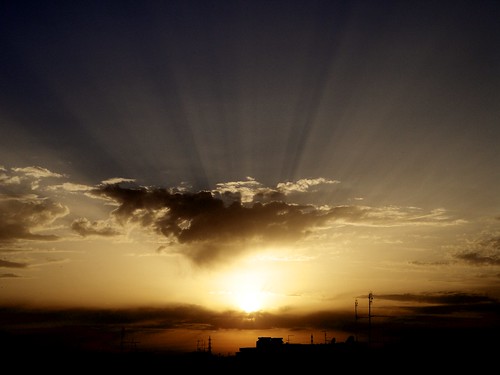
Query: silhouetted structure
[[120, 327, 140, 352], [236, 335, 362, 369]]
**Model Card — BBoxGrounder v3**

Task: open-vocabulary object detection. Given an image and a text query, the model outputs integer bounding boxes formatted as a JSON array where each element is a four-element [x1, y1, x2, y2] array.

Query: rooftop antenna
[[197, 339, 205, 352], [310, 333, 314, 345], [287, 335, 294, 344], [322, 330, 328, 344], [208, 336, 212, 354], [120, 327, 140, 352]]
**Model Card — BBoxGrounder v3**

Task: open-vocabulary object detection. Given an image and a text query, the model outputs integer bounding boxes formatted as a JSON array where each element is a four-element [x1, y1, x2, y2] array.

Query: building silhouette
[[236, 335, 361, 367]]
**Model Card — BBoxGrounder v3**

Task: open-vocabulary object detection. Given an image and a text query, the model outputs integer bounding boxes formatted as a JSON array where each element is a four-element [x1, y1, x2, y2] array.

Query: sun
[[211, 252, 294, 313], [217, 264, 271, 313], [235, 290, 264, 313]]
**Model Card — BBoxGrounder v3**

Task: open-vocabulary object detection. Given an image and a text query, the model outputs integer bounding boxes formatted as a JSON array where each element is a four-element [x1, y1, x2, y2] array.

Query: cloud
[[453, 232, 500, 265], [48, 182, 93, 192], [71, 218, 121, 237], [11, 166, 64, 179], [330, 205, 465, 227], [1, 165, 66, 193], [89, 184, 333, 265], [214, 177, 270, 204], [454, 251, 500, 265], [7, 166, 65, 190], [0, 172, 21, 185], [0, 196, 69, 243], [0, 273, 22, 278], [276, 178, 340, 194], [0, 167, 467, 268], [408, 260, 450, 266], [84, 178, 465, 266], [0, 166, 72, 249], [101, 177, 136, 185], [374, 291, 496, 306], [0, 259, 28, 268]]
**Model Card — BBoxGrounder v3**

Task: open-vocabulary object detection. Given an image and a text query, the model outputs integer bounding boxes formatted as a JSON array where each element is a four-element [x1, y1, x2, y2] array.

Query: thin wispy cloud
[[0, 273, 22, 278]]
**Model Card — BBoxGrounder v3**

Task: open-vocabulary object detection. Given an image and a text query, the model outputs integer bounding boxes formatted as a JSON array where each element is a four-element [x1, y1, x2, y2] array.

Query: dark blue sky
[[2, 0, 499, 202]]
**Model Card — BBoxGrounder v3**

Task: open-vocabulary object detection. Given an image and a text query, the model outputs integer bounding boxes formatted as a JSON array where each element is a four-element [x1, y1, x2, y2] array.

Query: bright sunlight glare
[[235, 290, 264, 313], [221, 263, 272, 313]]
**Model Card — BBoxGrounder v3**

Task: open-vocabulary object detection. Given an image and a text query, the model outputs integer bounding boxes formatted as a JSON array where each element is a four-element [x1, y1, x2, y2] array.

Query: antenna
[[287, 335, 294, 344], [197, 339, 205, 352], [120, 327, 140, 352], [353, 292, 376, 344]]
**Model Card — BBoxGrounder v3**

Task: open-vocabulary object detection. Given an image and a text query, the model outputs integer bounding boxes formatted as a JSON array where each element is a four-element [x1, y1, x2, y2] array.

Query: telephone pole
[[368, 292, 374, 344], [354, 298, 359, 342]]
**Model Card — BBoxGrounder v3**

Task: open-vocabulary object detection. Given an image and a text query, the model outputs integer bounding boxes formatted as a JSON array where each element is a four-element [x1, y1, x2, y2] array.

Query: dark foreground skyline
[[2, 0, 499, 322], [1, 297, 499, 372], [2, 321, 497, 373]]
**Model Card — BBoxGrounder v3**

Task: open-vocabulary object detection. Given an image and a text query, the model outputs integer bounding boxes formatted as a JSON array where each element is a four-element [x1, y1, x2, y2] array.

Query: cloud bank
[[0, 165, 496, 270]]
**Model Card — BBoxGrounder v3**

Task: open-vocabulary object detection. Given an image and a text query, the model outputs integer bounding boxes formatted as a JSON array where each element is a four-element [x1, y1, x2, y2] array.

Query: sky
[[1, 0, 500, 356]]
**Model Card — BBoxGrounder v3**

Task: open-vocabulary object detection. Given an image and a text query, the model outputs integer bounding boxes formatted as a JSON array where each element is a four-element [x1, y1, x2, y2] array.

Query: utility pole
[[354, 298, 359, 342], [368, 292, 373, 344]]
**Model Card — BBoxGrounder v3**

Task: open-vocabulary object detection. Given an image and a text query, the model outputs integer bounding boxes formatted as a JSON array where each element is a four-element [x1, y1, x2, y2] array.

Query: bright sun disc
[[236, 291, 263, 313], [223, 266, 270, 313]]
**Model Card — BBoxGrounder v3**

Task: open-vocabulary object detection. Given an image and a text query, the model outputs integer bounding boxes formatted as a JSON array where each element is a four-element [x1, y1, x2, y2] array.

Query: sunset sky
[[1, 0, 499, 355]]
